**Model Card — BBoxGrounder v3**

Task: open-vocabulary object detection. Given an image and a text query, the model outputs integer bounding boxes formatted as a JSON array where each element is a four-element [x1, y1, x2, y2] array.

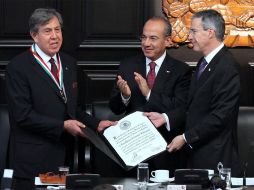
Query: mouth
[[50, 42, 59, 49], [144, 48, 153, 53]]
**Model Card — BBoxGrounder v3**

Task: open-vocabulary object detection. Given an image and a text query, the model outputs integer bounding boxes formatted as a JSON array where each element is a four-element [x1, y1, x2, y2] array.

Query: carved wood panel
[[162, 0, 254, 47]]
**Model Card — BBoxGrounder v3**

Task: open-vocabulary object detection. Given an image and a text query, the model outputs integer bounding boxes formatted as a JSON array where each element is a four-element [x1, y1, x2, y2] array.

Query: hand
[[143, 112, 166, 128], [117, 75, 131, 98], [167, 135, 185, 153], [97, 120, 117, 132], [64, 119, 86, 137], [134, 72, 150, 97]]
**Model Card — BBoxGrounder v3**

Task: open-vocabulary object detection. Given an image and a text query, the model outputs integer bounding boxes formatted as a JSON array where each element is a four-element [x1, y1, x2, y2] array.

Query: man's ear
[[165, 36, 173, 47], [30, 32, 38, 42], [208, 28, 215, 39]]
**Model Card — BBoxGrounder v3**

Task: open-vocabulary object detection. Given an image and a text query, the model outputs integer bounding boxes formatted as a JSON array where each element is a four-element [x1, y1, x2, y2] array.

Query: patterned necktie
[[197, 58, 208, 79], [49, 58, 59, 84], [147, 62, 156, 89]]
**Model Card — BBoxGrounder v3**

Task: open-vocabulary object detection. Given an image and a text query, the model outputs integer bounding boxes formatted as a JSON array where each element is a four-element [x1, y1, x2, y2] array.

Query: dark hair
[[29, 8, 63, 33], [148, 16, 172, 36], [192, 9, 225, 41]]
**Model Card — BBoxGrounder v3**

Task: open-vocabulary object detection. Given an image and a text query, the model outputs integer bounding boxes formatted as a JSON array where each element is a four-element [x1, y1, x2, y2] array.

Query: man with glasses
[[107, 16, 192, 177], [145, 10, 241, 176]]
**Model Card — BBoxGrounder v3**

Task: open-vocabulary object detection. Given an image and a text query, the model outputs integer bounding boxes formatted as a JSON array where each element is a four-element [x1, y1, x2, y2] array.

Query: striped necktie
[[147, 62, 156, 89], [197, 58, 208, 79], [49, 58, 59, 84]]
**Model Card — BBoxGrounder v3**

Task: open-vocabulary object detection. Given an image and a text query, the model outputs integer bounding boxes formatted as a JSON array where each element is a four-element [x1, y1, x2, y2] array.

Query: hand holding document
[[82, 111, 167, 170]]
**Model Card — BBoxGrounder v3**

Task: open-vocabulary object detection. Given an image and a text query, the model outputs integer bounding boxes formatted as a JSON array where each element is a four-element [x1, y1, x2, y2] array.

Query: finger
[[117, 75, 123, 80], [167, 142, 173, 149], [143, 112, 153, 118], [134, 72, 142, 77], [135, 72, 146, 82], [112, 121, 118, 125], [168, 145, 174, 153], [118, 82, 127, 91], [76, 121, 86, 128], [107, 121, 116, 126], [117, 80, 125, 88], [143, 112, 149, 116], [120, 81, 128, 90], [102, 121, 112, 127], [78, 129, 86, 137]]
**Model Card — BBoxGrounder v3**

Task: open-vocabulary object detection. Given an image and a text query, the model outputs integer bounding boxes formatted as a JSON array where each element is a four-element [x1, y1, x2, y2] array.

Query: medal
[[30, 44, 67, 103]]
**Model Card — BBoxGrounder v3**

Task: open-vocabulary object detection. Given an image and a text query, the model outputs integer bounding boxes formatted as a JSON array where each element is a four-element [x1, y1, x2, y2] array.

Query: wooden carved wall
[[162, 0, 254, 47]]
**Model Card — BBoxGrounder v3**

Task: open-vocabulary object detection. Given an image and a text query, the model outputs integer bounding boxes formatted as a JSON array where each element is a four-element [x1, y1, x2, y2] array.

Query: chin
[[144, 53, 154, 59], [192, 46, 200, 52]]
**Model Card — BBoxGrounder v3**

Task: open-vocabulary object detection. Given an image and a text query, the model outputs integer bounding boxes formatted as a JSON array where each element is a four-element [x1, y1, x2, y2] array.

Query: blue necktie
[[197, 58, 208, 79]]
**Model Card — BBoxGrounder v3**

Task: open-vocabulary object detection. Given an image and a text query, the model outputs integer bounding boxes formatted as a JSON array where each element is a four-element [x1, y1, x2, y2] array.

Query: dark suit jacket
[[6, 50, 100, 179], [184, 46, 241, 176], [110, 53, 191, 131], [109, 53, 192, 174]]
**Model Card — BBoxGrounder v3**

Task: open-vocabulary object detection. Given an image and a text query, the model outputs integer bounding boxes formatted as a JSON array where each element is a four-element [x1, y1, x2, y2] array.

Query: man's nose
[[51, 30, 57, 38], [142, 38, 151, 46]]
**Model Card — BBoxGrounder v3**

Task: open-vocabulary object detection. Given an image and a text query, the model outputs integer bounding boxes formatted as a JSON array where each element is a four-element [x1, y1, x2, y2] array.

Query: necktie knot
[[147, 62, 156, 89], [149, 61, 156, 70], [49, 58, 56, 68]]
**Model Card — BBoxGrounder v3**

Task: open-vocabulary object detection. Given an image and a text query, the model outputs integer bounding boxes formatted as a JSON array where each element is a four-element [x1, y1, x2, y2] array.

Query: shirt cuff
[[146, 90, 151, 101], [162, 113, 170, 131], [183, 133, 193, 149], [121, 93, 130, 106]]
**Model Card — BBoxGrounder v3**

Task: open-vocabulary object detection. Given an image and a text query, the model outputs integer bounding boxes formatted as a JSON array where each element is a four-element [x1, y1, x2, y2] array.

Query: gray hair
[[147, 16, 172, 37], [29, 8, 63, 33], [192, 9, 225, 41]]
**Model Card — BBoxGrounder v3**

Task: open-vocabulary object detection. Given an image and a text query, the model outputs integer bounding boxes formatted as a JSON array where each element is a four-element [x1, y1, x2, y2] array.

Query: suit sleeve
[[184, 62, 240, 147], [148, 65, 192, 130], [6, 60, 64, 141]]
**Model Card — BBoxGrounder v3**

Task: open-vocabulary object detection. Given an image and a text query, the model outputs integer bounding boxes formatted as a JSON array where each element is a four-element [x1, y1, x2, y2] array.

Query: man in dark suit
[[6, 8, 114, 189], [145, 10, 241, 176], [107, 16, 192, 177]]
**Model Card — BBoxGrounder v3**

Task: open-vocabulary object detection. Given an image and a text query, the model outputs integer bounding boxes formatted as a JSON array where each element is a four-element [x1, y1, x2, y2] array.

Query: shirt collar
[[146, 51, 166, 67], [204, 43, 224, 63], [34, 44, 57, 63]]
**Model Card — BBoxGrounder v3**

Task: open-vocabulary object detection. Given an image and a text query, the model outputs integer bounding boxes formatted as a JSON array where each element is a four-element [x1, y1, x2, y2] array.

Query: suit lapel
[[188, 47, 228, 106], [198, 46, 227, 84], [61, 56, 73, 106], [153, 54, 172, 91], [188, 57, 203, 105], [29, 53, 66, 103]]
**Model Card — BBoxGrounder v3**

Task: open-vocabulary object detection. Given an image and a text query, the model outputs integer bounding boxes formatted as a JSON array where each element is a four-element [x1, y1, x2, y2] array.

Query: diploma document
[[82, 111, 167, 170]]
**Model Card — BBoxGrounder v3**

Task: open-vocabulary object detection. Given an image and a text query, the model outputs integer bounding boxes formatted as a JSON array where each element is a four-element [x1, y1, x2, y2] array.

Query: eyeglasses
[[189, 28, 211, 35]]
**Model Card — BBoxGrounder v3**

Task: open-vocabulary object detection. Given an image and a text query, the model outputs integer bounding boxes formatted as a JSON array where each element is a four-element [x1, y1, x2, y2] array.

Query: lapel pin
[[208, 68, 211, 71], [65, 67, 68, 70], [166, 70, 170, 73]]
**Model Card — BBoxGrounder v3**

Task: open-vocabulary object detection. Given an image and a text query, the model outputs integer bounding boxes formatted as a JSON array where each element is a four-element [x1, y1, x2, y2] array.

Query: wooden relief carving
[[162, 0, 254, 47]]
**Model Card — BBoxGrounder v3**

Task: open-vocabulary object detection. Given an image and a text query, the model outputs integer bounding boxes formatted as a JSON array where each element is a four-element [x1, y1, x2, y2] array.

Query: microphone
[[242, 141, 254, 189]]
